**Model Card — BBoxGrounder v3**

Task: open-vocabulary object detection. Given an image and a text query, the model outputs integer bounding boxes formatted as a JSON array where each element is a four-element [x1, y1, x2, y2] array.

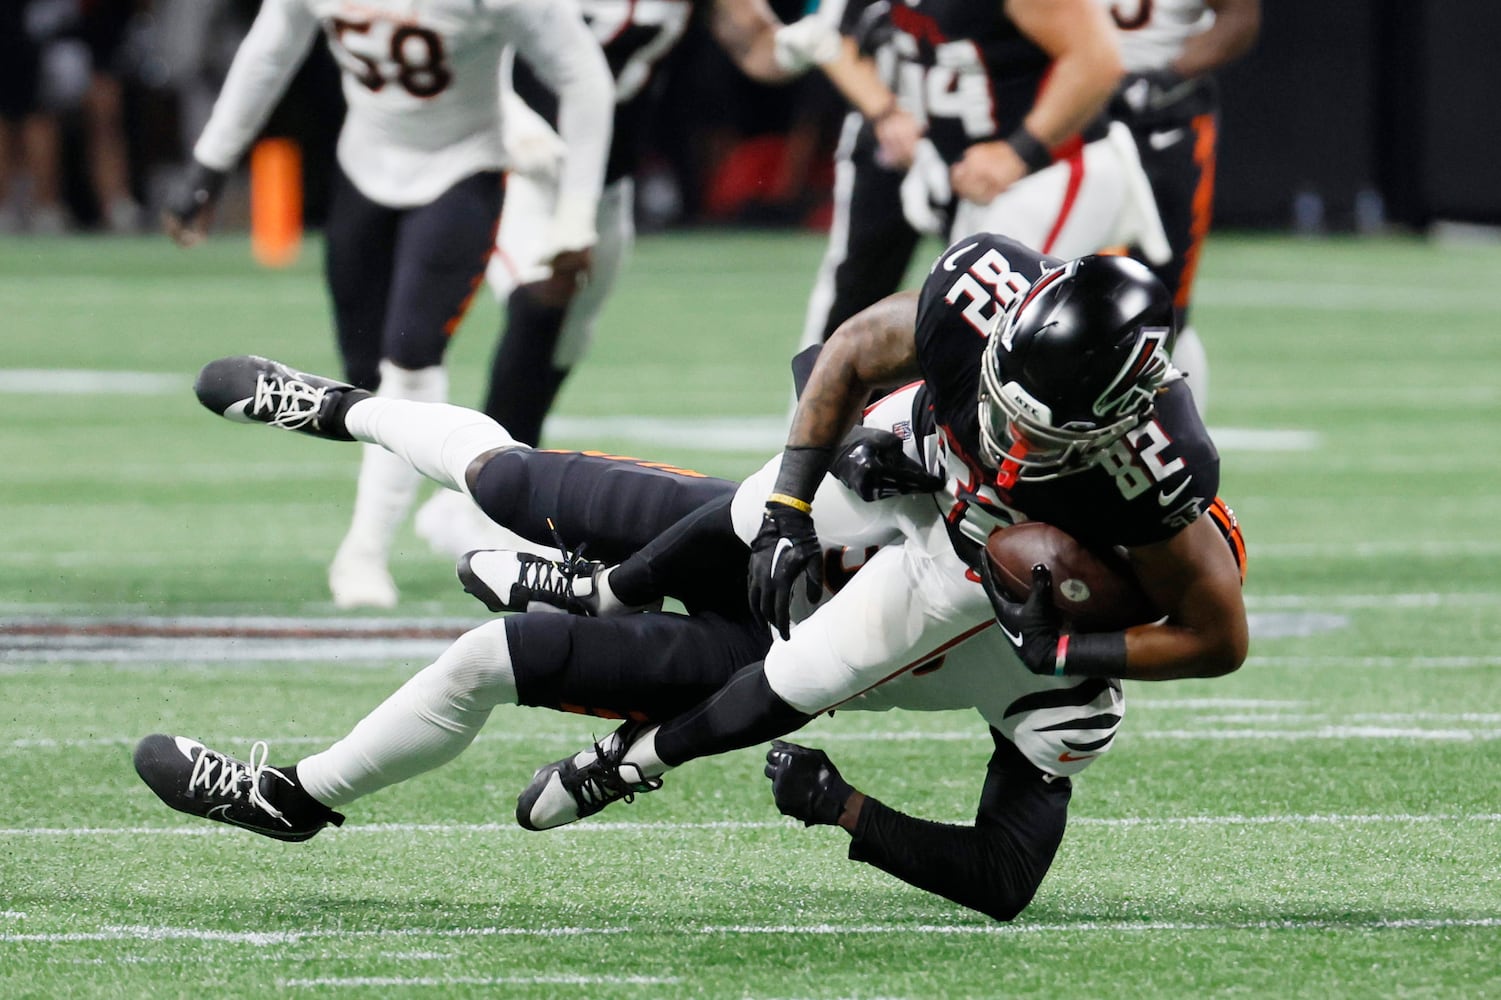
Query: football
[[985, 522, 1163, 632]]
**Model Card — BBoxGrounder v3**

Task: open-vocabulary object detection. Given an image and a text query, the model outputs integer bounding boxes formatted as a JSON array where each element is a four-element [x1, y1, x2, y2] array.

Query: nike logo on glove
[[771, 537, 795, 574], [998, 621, 1024, 648]]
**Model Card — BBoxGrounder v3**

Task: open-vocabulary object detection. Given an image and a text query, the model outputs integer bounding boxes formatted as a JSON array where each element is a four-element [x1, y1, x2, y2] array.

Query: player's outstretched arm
[[766, 739, 1065, 922], [164, 0, 320, 246], [747, 293, 921, 638], [504, 0, 614, 288], [712, 0, 839, 82]]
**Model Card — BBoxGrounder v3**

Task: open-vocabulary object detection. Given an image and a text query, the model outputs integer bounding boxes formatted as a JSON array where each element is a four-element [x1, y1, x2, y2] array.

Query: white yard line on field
[[277, 975, 682, 988], [4, 916, 1499, 947], [1, 813, 1497, 839]]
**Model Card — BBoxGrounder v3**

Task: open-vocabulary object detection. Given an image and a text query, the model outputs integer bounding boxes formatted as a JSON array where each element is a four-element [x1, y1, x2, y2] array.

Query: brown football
[[985, 522, 1163, 632]]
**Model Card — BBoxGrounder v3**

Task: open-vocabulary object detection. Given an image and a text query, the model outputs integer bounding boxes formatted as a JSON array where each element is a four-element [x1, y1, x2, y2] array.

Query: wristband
[[768, 493, 812, 513], [1054, 631, 1129, 677], [1005, 126, 1053, 175], [771, 444, 834, 508]]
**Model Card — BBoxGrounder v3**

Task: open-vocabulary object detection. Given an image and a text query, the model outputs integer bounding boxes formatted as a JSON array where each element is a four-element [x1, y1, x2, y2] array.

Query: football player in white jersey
[[413, 0, 919, 556], [162, 0, 614, 610], [135, 336, 1242, 919], [1103, 0, 1261, 415]]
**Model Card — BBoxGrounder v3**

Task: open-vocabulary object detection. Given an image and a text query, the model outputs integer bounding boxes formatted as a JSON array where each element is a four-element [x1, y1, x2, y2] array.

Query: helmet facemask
[[978, 368, 1138, 486], [975, 257, 1174, 488]]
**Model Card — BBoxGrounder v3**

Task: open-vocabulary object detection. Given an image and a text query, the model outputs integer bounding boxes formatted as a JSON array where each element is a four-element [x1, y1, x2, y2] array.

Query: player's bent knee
[[427, 619, 517, 709]]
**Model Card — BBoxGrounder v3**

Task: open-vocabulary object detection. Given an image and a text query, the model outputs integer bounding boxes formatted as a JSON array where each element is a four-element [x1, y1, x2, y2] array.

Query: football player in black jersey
[[132, 234, 1247, 921], [513, 234, 1246, 826], [1104, 0, 1262, 415]]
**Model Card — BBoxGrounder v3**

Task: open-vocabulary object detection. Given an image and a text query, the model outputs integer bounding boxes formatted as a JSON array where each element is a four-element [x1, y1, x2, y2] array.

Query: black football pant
[[1113, 84, 1220, 330], [324, 168, 503, 390], [468, 449, 769, 721], [808, 127, 922, 342]]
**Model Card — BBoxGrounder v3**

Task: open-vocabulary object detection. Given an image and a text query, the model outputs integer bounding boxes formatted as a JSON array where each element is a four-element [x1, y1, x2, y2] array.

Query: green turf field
[[2, 230, 1499, 998]]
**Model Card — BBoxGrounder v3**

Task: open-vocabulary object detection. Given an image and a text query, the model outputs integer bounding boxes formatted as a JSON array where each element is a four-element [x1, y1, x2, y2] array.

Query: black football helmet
[[977, 254, 1174, 485]]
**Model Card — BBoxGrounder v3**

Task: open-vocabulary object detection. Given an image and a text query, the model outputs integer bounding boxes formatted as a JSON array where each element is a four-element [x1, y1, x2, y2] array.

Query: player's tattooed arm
[[786, 292, 922, 452]]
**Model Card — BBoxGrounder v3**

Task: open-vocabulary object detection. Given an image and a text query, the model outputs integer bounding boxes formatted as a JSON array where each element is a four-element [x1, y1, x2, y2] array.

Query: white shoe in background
[[328, 541, 398, 610], [414, 488, 556, 561]]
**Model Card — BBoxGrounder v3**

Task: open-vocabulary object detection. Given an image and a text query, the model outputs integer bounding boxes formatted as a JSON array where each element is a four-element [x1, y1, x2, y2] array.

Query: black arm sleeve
[[845, 730, 1071, 922]]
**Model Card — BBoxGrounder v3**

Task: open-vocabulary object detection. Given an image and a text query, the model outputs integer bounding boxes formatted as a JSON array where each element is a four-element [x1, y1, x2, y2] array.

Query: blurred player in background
[[0, 1, 65, 234], [161, 0, 613, 610], [800, 0, 1172, 362], [417, 0, 917, 555], [1104, 0, 1261, 415]]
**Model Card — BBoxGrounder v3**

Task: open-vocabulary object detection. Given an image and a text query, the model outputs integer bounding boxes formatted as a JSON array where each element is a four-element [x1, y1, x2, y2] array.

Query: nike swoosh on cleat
[[942, 242, 980, 271], [1158, 478, 1191, 505], [173, 735, 203, 760], [998, 622, 1025, 648], [205, 803, 267, 833]]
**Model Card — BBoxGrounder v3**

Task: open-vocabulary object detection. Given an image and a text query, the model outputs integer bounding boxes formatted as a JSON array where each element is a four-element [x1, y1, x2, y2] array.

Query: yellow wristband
[[768, 493, 813, 514]]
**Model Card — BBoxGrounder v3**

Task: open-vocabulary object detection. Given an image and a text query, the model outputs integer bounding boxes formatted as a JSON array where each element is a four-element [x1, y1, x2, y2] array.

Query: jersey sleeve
[[499, 0, 615, 254], [192, 0, 320, 171]]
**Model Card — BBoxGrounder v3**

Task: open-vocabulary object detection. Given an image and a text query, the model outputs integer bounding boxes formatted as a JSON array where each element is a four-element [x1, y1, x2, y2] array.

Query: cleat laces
[[518, 519, 598, 614], [252, 372, 331, 433], [187, 740, 293, 828], [564, 734, 662, 810]]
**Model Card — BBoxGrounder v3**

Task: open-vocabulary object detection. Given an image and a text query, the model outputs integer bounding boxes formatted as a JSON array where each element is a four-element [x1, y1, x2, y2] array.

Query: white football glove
[[774, 16, 842, 74], [900, 139, 952, 236], [501, 86, 566, 184]]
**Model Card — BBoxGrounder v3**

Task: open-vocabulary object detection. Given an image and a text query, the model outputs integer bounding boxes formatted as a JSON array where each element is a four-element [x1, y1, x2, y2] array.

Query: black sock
[[483, 283, 571, 446], [276, 765, 343, 824], [652, 662, 812, 766]]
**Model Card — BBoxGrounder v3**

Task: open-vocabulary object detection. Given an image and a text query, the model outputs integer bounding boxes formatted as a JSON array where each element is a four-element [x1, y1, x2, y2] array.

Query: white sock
[[297, 619, 517, 807], [619, 725, 670, 780], [1172, 326, 1210, 418], [338, 362, 449, 561], [343, 397, 525, 496]]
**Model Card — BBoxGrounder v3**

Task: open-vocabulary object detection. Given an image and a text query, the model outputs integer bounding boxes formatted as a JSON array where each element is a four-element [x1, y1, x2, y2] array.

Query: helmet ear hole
[[978, 255, 1174, 480]]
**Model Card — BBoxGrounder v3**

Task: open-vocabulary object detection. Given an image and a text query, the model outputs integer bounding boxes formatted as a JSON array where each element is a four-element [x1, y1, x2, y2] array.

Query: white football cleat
[[328, 545, 398, 610], [414, 489, 554, 560]]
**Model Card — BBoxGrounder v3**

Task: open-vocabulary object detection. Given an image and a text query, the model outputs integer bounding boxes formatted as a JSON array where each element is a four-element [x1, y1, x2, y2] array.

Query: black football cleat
[[515, 720, 662, 831], [133, 734, 344, 843], [193, 355, 368, 441]]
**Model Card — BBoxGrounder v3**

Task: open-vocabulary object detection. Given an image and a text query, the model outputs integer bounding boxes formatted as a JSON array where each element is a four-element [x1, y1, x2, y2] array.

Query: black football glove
[[163, 160, 227, 245], [764, 740, 854, 827], [982, 560, 1130, 678], [832, 427, 944, 501], [748, 502, 823, 640], [984, 561, 1064, 676]]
